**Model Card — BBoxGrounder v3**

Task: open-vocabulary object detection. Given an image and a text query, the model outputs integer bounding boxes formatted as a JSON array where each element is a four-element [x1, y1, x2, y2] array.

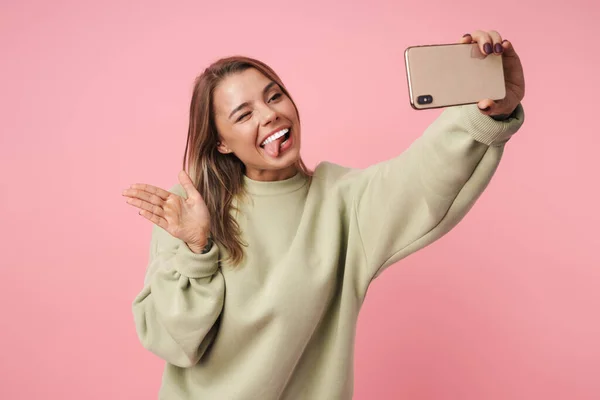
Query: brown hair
[[182, 56, 311, 266]]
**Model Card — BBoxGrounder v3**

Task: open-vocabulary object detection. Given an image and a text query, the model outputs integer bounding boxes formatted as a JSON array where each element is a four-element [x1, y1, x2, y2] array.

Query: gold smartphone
[[404, 42, 506, 110]]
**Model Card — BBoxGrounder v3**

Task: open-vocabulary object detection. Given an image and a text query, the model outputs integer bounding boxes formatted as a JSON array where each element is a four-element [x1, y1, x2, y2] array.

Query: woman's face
[[212, 68, 301, 181]]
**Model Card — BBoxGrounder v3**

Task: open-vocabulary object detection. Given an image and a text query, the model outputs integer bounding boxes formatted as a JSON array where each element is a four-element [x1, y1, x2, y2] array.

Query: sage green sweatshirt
[[132, 103, 524, 399]]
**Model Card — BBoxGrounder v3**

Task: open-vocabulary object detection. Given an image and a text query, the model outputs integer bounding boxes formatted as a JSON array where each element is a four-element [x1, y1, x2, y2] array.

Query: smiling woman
[[122, 30, 525, 400], [179, 56, 313, 264], [213, 67, 302, 179]]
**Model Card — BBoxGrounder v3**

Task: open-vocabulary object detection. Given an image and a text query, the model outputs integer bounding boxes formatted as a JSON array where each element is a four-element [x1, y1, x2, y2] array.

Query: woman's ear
[[217, 140, 232, 154]]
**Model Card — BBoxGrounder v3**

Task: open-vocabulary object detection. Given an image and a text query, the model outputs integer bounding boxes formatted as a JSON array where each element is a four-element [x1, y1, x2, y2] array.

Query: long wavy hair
[[182, 56, 311, 266]]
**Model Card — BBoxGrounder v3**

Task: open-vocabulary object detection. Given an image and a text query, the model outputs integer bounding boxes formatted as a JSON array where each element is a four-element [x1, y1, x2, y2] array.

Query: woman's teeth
[[261, 128, 289, 147]]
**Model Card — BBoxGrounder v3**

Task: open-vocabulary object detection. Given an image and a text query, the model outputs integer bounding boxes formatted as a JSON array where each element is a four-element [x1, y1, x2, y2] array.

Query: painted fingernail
[[463, 33, 471, 37], [479, 105, 491, 111], [494, 43, 503, 53], [484, 43, 493, 54]]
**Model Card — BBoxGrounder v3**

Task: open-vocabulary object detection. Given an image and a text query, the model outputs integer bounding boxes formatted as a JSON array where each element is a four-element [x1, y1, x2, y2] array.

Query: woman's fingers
[[476, 98, 497, 115], [123, 187, 167, 206], [139, 210, 169, 230], [178, 170, 201, 200], [501, 39, 517, 58], [129, 183, 171, 200], [123, 182, 185, 232], [122, 186, 169, 216], [460, 33, 473, 44], [461, 30, 504, 55], [487, 30, 504, 54], [469, 30, 494, 55], [125, 196, 165, 216]]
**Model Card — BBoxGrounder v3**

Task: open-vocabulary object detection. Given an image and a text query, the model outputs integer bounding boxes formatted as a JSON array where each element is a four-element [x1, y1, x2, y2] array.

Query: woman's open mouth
[[260, 128, 293, 157], [260, 128, 290, 148]]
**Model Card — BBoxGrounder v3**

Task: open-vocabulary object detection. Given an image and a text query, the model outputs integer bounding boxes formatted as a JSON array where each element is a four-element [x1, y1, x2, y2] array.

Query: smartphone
[[404, 42, 506, 110]]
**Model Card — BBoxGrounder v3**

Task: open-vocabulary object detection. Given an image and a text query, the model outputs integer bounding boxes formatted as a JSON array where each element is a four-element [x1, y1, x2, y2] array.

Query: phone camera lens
[[417, 95, 433, 105]]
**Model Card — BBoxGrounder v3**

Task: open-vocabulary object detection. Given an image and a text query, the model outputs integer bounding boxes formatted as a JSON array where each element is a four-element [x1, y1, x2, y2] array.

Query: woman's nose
[[260, 108, 278, 126]]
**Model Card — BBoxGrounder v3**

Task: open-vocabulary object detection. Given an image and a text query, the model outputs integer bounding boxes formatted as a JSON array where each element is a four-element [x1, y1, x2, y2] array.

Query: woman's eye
[[269, 93, 282, 102], [237, 112, 251, 122]]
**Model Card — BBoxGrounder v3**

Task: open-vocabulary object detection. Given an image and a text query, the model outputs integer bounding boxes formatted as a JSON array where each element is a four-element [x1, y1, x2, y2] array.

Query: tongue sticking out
[[263, 136, 284, 157]]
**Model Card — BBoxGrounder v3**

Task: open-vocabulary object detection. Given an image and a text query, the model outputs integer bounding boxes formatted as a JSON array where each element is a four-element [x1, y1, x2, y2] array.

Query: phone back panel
[[405, 43, 506, 109]]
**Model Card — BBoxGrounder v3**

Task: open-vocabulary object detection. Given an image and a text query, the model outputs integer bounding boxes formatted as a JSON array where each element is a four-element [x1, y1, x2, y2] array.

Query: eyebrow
[[228, 81, 279, 120]]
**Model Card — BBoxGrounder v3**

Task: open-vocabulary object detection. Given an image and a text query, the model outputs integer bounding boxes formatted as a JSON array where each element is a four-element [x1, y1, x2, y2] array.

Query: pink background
[[1, 0, 599, 399]]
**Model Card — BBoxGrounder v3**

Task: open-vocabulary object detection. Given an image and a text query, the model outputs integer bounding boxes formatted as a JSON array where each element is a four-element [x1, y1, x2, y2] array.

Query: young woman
[[123, 29, 525, 399]]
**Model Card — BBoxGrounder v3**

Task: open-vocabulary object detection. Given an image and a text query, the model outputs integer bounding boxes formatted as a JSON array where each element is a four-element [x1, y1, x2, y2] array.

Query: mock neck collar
[[243, 171, 308, 196]]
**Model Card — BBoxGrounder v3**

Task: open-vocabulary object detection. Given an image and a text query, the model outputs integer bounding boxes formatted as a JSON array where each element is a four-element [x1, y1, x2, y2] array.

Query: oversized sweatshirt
[[132, 103, 525, 399]]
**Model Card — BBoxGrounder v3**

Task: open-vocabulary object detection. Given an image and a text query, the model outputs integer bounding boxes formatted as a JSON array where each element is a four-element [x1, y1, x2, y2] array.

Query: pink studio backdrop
[[1, 0, 599, 399]]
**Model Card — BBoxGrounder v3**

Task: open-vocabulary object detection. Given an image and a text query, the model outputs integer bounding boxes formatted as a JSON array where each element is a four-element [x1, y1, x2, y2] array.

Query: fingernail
[[463, 33, 471, 37], [494, 43, 503, 53], [479, 105, 491, 111], [484, 43, 492, 54]]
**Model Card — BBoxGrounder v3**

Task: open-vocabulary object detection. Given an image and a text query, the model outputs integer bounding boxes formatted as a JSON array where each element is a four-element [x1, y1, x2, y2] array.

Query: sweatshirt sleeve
[[353, 103, 525, 284], [132, 189, 225, 368]]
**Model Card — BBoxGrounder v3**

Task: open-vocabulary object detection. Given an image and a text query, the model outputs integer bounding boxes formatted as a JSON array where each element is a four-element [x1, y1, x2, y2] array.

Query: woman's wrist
[[490, 105, 518, 121], [188, 235, 213, 254]]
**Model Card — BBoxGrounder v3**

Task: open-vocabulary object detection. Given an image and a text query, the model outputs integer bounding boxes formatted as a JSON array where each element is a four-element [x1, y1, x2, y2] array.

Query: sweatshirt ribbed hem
[[174, 241, 219, 278], [462, 103, 525, 146]]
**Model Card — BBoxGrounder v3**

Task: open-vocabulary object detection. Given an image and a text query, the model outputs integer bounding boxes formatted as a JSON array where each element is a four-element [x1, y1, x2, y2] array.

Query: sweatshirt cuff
[[461, 103, 525, 146], [174, 241, 219, 279]]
